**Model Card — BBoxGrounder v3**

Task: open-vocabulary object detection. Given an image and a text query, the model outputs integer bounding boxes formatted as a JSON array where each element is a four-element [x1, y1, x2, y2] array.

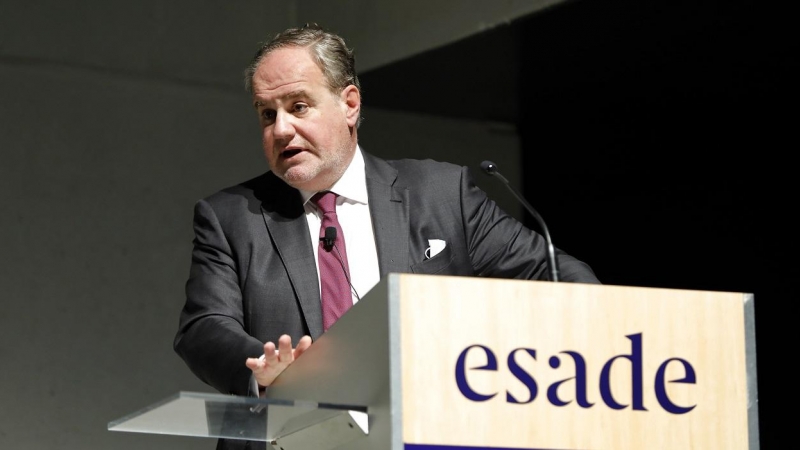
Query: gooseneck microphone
[[480, 160, 561, 282], [320, 226, 361, 301]]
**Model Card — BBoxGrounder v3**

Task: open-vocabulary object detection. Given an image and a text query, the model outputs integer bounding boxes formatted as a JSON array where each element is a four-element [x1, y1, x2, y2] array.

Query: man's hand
[[245, 334, 312, 388]]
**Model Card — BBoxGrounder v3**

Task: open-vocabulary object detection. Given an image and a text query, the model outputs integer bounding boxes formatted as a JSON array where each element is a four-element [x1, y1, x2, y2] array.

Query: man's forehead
[[251, 49, 326, 105]]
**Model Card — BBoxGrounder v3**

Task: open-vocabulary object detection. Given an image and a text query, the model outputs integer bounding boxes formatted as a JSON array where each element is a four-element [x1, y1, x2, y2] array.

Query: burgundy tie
[[312, 191, 354, 331]]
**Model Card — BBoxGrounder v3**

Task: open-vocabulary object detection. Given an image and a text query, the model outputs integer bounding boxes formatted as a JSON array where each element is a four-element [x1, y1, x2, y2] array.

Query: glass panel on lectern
[[108, 391, 368, 443]]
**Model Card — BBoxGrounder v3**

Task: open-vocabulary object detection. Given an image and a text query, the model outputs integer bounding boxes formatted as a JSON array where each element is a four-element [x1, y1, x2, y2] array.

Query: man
[[174, 23, 599, 449]]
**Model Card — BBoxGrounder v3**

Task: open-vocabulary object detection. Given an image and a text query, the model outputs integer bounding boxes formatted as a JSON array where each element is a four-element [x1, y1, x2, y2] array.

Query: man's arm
[[173, 199, 264, 396]]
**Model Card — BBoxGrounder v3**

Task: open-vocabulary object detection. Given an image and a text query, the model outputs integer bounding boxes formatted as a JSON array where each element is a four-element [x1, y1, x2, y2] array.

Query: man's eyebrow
[[253, 90, 309, 109]]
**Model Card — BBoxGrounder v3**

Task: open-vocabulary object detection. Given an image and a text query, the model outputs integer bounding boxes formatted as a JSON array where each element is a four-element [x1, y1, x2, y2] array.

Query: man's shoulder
[[391, 157, 467, 189], [199, 171, 287, 206], [386, 157, 462, 172], [366, 153, 465, 180]]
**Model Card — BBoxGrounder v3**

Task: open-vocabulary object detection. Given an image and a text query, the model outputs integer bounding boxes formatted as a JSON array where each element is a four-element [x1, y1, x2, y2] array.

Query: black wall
[[518, 2, 794, 447]]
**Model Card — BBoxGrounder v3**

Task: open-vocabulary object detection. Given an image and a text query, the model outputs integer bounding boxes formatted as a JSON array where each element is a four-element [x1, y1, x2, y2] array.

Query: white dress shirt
[[299, 145, 382, 305]]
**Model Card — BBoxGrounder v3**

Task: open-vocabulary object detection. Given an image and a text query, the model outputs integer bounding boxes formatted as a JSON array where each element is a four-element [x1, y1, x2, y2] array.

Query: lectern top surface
[[108, 391, 367, 442]]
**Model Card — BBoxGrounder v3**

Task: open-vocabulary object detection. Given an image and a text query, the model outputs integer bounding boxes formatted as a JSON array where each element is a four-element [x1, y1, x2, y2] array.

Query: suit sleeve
[[459, 166, 600, 283], [173, 199, 264, 396]]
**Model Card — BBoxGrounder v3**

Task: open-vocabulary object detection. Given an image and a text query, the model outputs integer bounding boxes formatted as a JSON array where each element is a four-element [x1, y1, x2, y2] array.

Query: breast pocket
[[410, 245, 454, 275]]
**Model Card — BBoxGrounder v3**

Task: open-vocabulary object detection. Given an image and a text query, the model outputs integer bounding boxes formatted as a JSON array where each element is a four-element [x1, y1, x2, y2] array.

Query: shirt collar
[[300, 145, 368, 205]]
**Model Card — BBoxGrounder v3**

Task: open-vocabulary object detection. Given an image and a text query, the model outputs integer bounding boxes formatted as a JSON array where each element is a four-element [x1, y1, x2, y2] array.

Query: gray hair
[[244, 23, 361, 100]]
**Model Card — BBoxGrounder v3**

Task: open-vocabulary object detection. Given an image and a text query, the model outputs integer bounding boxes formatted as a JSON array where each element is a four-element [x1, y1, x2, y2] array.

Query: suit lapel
[[257, 174, 324, 339], [364, 153, 409, 277], [254, 153, 408, 338]]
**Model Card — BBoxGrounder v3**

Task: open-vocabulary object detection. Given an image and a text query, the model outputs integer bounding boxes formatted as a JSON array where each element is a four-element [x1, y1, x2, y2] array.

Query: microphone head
[[324, 226, 337, 242], [321, 226, 337, 249], [480, 160, 498, 175]]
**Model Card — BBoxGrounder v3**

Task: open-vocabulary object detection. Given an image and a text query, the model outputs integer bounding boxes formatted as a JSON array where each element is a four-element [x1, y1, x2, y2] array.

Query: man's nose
[[273, 111, 295, 140]]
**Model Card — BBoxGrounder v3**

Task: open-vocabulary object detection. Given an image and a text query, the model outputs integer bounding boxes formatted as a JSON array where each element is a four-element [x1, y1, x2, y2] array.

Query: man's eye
[[261, 110, 276, 121], [293, 103, 308, 113]]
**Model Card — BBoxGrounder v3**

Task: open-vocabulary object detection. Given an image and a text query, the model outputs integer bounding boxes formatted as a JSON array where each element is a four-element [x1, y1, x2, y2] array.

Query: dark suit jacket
[[174, 152, 599, 449]]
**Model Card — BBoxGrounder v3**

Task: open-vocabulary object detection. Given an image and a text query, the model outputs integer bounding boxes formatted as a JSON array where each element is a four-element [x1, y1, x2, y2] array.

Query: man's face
[[251, 46, 360, 192]]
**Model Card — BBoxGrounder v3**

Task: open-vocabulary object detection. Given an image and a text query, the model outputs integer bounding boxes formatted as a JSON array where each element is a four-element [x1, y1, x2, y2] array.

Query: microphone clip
[[321, 226, 337, 250]]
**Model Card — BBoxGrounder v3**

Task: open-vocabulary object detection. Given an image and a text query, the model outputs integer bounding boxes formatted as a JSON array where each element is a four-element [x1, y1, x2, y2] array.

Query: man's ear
[[341, 85, 361, 127]]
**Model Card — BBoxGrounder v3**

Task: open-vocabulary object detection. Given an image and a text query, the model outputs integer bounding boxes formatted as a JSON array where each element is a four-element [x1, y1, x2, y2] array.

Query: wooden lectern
[[109, 273, 759, 449]]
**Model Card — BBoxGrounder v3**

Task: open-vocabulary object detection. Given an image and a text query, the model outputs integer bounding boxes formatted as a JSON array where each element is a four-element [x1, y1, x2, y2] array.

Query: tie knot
[[312, 191, 338, 214]]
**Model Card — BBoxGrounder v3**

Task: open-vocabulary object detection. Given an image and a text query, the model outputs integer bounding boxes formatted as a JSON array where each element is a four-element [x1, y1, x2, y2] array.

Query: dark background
[[363, 0, 797, 447]]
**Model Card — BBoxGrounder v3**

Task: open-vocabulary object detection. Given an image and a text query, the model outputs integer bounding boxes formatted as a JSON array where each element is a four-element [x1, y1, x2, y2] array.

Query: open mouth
[[281, 148, 302, 159]]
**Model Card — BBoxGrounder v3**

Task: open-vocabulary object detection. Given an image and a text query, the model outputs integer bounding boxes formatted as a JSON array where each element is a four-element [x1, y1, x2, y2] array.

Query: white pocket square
[[425, 239, 446, 260]]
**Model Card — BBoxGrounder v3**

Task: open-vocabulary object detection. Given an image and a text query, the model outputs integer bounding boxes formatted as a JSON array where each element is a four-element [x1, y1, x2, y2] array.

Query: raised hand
[[245, 334, 312, 388]]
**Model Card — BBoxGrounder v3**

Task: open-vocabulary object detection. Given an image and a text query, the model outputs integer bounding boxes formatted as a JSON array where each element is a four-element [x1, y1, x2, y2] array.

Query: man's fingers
[[248, 335, 315, 387], [297, 335, 312, 348], [254, 335, 312, 367], [277, 334, 293, 362], [294, 335, 313, 358], [245, 357, 262, 371]]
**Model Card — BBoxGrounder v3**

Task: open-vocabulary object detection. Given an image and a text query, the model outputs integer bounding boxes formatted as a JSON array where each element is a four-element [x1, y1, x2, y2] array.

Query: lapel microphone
[[320, 225, 361, 301], [322, 226, 337, 249], [480, 160, 561, 282]]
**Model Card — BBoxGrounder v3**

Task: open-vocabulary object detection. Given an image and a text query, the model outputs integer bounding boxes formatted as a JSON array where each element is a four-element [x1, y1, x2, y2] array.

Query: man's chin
[[279, 168, 319, 190]]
